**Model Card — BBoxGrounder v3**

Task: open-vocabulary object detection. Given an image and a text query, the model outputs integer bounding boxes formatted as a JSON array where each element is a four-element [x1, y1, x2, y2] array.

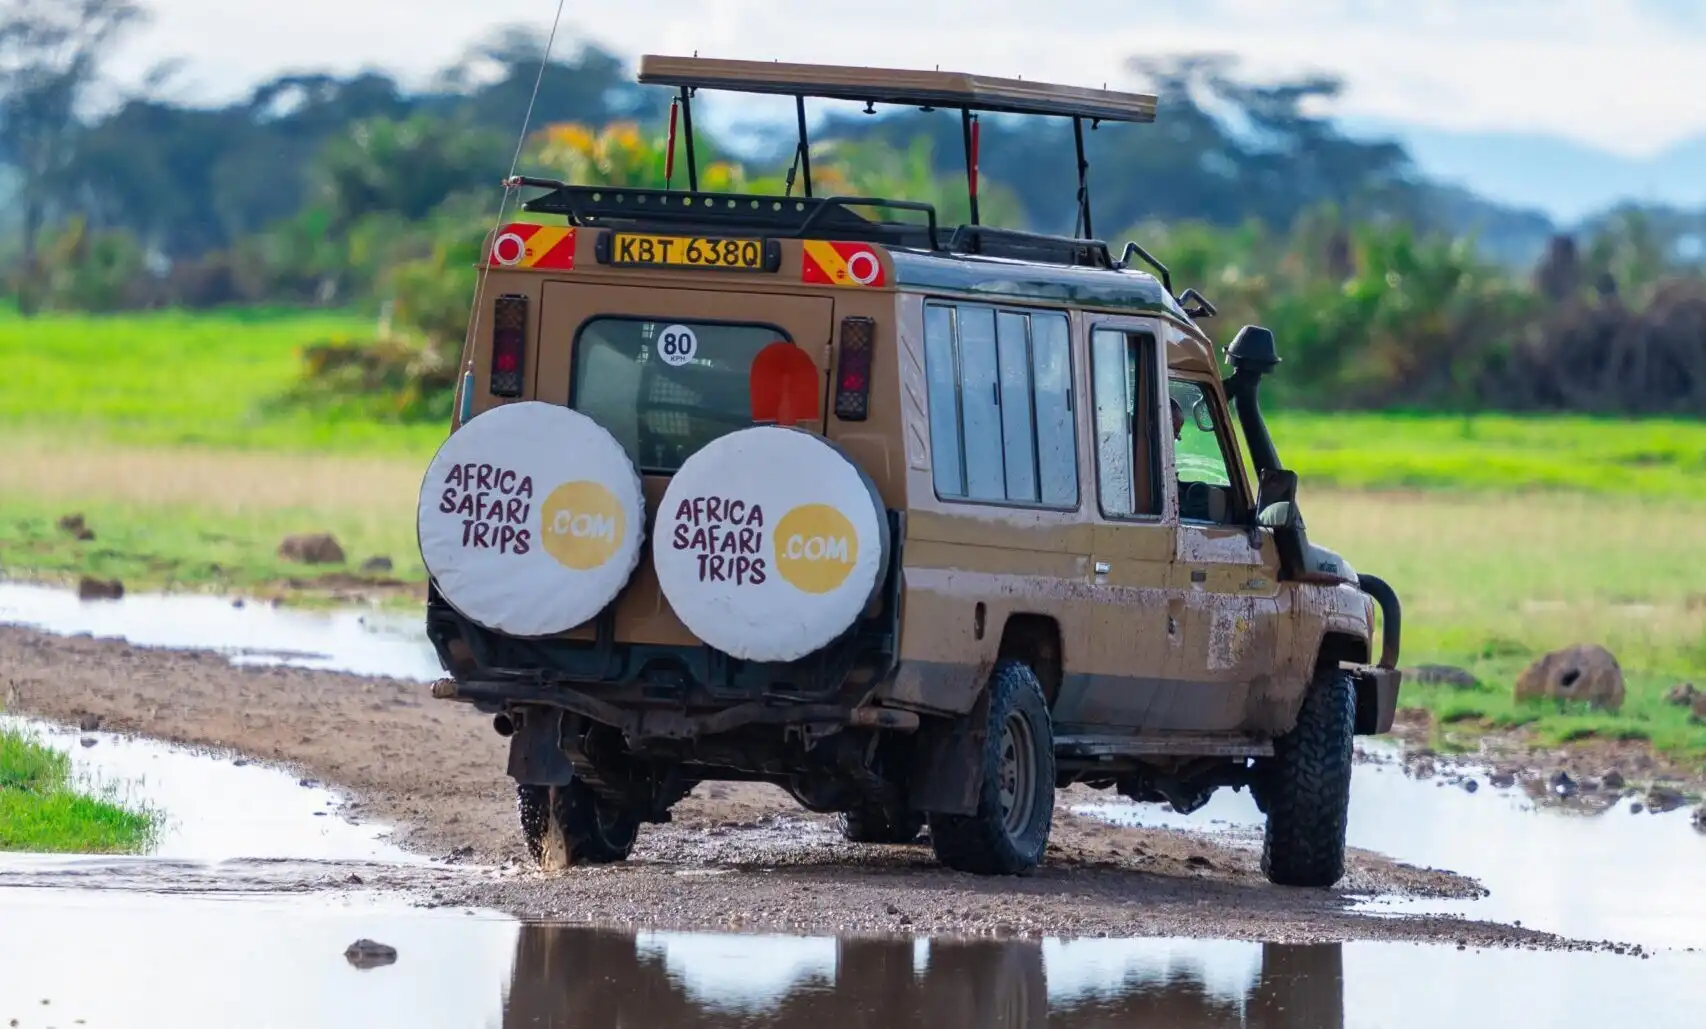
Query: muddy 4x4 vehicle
[[420, 56, 1402, 886]]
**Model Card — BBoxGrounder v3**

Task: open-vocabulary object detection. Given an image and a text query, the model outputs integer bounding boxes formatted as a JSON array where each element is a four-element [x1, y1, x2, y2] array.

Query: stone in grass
[[56, 512, 95, 541], [1408, 665, 1479, 689], [1666, 683, 1700, 707], [278, 533, 346, 565], [344, 939, 397, 969], [1692, 694, 1706, 725], [360, 555, 394, 574], [1513, 644, 1624, 713], [76, 576, 124, 601]]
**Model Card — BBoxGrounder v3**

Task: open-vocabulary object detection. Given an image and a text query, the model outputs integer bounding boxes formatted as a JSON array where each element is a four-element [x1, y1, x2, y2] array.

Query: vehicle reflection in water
[[502, 927, 1345, 1029]]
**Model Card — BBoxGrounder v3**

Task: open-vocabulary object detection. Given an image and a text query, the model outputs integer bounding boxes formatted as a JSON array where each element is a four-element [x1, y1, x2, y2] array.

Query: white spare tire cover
[[417, 401, 644, 637], [654, 427, 889, 662]]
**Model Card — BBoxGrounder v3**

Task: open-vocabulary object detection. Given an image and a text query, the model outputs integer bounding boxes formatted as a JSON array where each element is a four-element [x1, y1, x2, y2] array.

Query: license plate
[[607, 233, 768, 271]]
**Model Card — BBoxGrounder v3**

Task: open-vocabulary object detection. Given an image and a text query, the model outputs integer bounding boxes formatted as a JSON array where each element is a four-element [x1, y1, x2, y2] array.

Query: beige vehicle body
[[424, 56, 1402, 880]]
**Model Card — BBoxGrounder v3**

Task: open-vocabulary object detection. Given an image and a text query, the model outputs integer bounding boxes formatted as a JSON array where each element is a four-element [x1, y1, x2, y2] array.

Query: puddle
[[1077, 742, 1706, 950], [0, 582, 441, 680], [4, 915, 1702, 1029]]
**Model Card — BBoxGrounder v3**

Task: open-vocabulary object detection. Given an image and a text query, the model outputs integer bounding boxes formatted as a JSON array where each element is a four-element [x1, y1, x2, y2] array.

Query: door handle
[[1094, 561, 1111, 575], [1190, 569, 1207, 583]]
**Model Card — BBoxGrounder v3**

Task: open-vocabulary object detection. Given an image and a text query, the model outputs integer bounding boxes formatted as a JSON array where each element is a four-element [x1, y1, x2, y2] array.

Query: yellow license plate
[[608, 233, 768, 270]]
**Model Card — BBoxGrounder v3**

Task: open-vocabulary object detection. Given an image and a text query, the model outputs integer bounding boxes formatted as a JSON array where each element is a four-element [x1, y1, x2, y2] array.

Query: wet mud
[[0, 620, 1602, 948]]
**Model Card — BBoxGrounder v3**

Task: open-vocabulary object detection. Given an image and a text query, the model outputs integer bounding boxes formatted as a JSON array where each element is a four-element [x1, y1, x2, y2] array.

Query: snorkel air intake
[[1222, 325, 1281, 478]]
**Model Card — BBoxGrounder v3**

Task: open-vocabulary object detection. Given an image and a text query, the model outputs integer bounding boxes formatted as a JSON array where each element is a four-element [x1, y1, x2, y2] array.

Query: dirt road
[[1, 624, 1598, 948]]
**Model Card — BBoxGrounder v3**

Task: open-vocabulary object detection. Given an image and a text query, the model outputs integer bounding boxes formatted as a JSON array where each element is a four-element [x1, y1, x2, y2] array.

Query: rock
[[79, 737, 97, 748], [1409, 665, 1479, 688], [1645, 786, 1687, 814], [1514, 644, 1624, 712], [1693, 694, 1706, 725], [1488, 770, 1517, 789], [1693, 805, 1706, 834], [360, 555, 394, 574], [1461, 778, 1480, 794], [1186, 855, 1214, 869], [76, 577, 124, 601], [77, 713, 102, 732], [343, 939, 397, 969], [1666, 683, 1700, 706], [1601, 769, 1626, 791], [56, 512, 95, 541], [1549, 770, 1577, 797], [1631, 802, 1645, 814], [277, 533, 346, 565]]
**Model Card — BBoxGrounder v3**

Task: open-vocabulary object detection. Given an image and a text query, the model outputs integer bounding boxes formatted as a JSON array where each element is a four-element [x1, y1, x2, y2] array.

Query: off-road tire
[[1260, 662, 1356, 888], [837, 805, 926, 844], [927, 660, 1056, 876], [517, 779, 641, 870]]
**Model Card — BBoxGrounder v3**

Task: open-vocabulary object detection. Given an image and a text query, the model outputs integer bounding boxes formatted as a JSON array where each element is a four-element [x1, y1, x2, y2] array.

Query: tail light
[[834, 316, 875, 421], [490, 293, 528, 398]]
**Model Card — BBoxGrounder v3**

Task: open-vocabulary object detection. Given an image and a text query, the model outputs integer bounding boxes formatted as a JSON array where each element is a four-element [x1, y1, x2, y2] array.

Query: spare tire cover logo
[[773, 503, 857, 594], [540, 480, 625, 570]]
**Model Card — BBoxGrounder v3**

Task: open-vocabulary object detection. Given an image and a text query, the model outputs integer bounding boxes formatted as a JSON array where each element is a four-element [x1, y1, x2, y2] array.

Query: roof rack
[[636, 55, 1157, 124], [513, 180, 1119, 270]]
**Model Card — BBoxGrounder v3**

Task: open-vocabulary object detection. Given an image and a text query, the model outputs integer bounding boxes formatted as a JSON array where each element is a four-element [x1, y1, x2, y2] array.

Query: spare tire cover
[[417, 401, 644, 637], [653, 427, 889, 662]]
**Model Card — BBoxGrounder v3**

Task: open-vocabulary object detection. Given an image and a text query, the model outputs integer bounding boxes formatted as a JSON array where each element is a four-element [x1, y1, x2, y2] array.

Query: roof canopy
[[637, 55, 1157, 124]]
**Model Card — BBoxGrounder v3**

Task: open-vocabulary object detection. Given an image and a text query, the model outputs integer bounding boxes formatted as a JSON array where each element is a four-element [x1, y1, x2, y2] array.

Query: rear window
[[571, 316, 790, 473]]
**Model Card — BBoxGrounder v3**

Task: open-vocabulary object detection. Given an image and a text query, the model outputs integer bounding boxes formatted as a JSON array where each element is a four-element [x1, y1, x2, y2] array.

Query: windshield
[[571, 317, 789, 473]]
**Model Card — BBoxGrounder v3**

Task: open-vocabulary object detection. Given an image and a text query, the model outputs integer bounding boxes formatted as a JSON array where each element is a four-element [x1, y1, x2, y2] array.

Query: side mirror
[[1255, 470, 1309, 580]]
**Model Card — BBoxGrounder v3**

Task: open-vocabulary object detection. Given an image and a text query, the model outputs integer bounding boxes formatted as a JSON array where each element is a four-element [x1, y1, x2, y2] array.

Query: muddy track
[[0, 624, 1594, 948]]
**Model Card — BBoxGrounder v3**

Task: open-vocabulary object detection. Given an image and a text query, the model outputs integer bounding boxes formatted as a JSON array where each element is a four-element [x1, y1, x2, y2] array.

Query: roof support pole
[[794, 95, 813, 197], [679, 85, 700, 192], [960, 107, 980, 226], [1073, 115, 1093, 240]]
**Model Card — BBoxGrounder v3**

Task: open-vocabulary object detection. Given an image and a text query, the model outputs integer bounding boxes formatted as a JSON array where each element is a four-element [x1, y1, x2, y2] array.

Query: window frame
[[1166, 371, 1256, 526], [922, 298, 1081, 512], [567, 313, 799, 476], [1087, 324, 1164, 522]]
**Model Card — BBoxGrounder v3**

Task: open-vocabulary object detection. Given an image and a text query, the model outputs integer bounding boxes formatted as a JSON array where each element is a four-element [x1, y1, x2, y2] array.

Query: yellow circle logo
[[773, 504, 859, 594], [540, 480, 624, 570]]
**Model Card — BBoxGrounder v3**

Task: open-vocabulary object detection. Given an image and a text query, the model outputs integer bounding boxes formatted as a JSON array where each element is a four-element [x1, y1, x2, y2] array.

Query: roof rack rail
[[520, 184, 941, 249], [947, 225, 1115, 269]]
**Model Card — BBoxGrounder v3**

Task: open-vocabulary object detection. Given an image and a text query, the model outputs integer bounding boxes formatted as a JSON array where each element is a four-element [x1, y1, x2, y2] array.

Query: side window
[[1168, 378, 1242, 523], [1089, 328, 1161, 518], [923, 302, 1078, 507]]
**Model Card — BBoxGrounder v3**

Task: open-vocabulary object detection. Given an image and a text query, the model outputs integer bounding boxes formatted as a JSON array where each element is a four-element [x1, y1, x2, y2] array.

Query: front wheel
[[1259, 662, 1356, 887], [927, 661, 1056, 876], [517, 779, 641, 870]]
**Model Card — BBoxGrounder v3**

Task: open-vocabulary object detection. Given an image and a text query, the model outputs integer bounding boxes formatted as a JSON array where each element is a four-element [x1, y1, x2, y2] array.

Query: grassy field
[[1, 308, 1703, 758], [0, 725, 158, 853]]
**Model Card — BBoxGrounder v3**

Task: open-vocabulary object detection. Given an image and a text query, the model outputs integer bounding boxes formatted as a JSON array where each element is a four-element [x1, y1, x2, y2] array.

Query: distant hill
[[1340, 118, 1706, 225]]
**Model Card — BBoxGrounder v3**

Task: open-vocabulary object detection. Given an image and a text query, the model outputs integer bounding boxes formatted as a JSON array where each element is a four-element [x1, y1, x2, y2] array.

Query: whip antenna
[[457, 0, 569, 425]]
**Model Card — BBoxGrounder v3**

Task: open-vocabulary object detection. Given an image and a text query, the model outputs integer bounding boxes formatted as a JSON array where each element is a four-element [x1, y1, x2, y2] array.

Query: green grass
[[2, 306, 1705, 758], [0, 306, 446, 455], [0, 726, 158, 853]]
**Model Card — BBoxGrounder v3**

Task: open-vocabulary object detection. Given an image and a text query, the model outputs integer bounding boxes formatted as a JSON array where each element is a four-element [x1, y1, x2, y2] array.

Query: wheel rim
[[998, 710, 1037, 838]]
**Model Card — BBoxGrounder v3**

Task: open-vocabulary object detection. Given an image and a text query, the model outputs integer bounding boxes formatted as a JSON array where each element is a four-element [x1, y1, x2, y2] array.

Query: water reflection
[[502, 927, 1344, 1028]]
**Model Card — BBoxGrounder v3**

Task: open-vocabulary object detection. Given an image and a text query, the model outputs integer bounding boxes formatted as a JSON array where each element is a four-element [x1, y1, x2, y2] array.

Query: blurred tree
[[0, 0, 145, 311]]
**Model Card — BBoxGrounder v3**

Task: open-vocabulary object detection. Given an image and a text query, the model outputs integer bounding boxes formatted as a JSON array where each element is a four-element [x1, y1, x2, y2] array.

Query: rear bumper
[[1352, 667, 1402, 735], [430, 676, 918, 739]]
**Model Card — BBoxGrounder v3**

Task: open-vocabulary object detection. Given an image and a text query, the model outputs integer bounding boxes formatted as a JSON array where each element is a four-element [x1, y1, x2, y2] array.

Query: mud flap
[[905, 687, 991, 816], [506, 707, 577, 785], [1353, 667, 1402, 735]]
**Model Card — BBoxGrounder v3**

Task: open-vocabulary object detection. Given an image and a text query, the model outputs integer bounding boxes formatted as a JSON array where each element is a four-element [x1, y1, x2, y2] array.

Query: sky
[[109, 0, 1701, 160]]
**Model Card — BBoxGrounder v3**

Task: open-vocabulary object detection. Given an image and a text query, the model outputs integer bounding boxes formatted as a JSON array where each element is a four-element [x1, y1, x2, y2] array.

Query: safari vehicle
[[419, 56, 1403, 887]]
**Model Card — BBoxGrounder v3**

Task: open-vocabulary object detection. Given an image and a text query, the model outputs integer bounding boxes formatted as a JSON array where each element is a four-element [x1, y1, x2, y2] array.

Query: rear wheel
[[1259, 662, 1356, 887], [517, 779, 641, 870], [837, 805, 926, 844], [927, 661, 1056, 876]]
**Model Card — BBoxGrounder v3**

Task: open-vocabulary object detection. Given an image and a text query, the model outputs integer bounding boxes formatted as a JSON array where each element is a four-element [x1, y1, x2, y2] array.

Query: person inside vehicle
[[1169, 397, 1185, 441]]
